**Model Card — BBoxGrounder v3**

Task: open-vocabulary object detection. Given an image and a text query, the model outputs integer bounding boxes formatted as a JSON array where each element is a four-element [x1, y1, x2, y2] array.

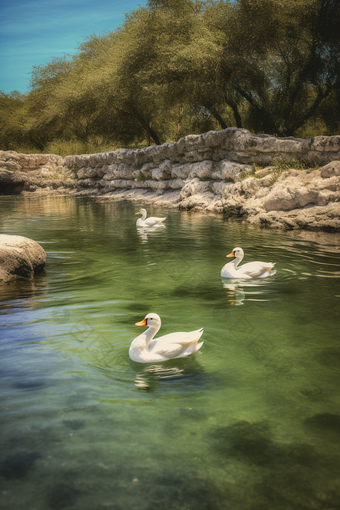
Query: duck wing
[[152, 329, 204, 359], [144, 217, 166, 226], [240, 261, 276, 278]]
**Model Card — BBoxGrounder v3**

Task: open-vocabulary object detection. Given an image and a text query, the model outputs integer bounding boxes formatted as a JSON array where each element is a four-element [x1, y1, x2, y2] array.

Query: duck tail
[[195, 340, 204, 352]]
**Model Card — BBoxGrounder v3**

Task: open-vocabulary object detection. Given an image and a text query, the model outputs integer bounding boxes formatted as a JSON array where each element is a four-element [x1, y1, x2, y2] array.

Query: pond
[[0, 196, 340, 510]]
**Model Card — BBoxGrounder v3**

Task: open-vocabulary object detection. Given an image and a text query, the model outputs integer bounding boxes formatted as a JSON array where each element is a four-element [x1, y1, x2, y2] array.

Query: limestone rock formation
[[0, 235, 47, 282], [1, 129, 339, 231], [227, 161, 340, 231], [0, 150, 75, 194]]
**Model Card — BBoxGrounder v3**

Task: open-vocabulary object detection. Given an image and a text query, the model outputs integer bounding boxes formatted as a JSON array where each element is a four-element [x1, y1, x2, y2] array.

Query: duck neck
[[232, 256, 242, 269], [141, 210, 147, 221], [144, 325, 159, 349]]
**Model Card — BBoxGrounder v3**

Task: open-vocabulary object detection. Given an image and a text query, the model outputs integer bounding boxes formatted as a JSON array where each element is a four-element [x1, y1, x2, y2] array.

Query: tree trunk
[[210, 107, 228, 129], [236, 87, 280, 134], [176, 106, 184, 140], [30, 136, 45, 152], [227, 100, 243, 128], [118, 108, 161, 145], [287, 83, 340, 135]]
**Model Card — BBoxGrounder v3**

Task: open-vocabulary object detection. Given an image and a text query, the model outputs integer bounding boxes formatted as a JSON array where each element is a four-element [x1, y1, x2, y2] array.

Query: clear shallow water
[[0, 196, 340, 510]]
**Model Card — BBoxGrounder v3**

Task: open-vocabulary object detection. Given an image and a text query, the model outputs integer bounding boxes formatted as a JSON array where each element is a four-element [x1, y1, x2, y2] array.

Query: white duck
[[135, 208, 166, 227], [129, 313, 204, 363], [221, 247, 276, 279]]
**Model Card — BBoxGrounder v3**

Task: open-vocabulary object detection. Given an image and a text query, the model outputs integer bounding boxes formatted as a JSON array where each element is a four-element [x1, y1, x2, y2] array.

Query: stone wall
[[1, 128, 340, 231], [0, 150, 74, 194], [64, 128, 340, 197]]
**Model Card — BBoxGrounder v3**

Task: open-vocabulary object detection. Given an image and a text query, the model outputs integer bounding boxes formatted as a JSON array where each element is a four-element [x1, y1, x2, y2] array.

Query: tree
[[2, 0, 339, 155], [217, 0, 340, 135], [0, 91, 30, 150]]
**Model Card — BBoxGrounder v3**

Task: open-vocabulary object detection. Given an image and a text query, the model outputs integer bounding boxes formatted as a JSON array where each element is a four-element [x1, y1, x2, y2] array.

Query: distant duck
[[221, 247, 276, 279], [129, 313, 204, 363], [135, 208, 166, 227]]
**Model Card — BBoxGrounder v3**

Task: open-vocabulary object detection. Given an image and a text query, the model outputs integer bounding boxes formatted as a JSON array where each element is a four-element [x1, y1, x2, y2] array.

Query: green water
[[0, 196, 340, 510]]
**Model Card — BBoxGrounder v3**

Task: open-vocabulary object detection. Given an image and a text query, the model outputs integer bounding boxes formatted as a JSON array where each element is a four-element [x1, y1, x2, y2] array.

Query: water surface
[[1, 196, 340, 510]]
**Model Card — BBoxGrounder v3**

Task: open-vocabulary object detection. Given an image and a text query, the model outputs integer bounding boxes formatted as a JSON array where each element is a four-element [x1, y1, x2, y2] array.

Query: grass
[[269, 157, 318, 184], [136, 172, 146, 181], [241, 158, 319, 184], [241, 163, 262, 181]]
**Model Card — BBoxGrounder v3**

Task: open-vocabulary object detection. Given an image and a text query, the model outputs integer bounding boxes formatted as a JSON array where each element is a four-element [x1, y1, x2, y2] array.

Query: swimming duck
[[129, 313, 204, 363], [135, 208, 166, 227], [221, 247, 276, 279]]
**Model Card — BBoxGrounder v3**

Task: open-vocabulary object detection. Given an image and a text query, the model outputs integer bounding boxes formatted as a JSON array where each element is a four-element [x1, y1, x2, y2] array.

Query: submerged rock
[[0, 235, 46, 282]]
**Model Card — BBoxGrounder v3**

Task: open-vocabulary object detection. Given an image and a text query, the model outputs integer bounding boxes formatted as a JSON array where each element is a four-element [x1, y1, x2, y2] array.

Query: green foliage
[[1, 0, 339, 155], [136, 172, 147, 181], [44, 138, 121, 157], [269, 157, 319, 184], [241, 162, 260, 180]]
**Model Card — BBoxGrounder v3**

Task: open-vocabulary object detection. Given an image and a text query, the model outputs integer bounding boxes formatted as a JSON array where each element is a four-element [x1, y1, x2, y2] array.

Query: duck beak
[[135, 318, 147, 326], [135, 211, 140, 215], [227, 251, 235, 258]]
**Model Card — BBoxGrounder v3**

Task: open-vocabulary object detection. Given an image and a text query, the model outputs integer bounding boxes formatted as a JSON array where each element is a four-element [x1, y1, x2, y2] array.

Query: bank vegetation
[[1, 0, 339, 156]]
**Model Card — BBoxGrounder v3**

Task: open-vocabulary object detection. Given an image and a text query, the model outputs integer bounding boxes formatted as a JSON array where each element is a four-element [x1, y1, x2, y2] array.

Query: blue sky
[[0, 0, 148, 94]]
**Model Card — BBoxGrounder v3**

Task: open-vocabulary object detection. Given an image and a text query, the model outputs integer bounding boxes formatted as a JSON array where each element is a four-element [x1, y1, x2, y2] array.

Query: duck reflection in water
[[222, 281, 246, 306], [221, 278, 273, 306], [137, 224, 166, 243], [133, 357, 204, 391]]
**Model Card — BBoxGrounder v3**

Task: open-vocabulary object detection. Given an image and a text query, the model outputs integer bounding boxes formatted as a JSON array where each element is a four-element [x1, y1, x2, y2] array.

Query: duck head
[[227, 247, 244, 260], [135, 313, 161, 330], [135, 208, 147, 219]]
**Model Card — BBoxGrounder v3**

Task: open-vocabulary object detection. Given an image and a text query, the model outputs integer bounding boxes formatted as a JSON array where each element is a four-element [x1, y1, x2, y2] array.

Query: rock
[[0, 169, 28, 194], [255, 167, 273, 177], [152, 166, 171, 181], [171, 163, 192, 180], [1, 130, 340, 231], [211, 160, 250, 180], [180, 178, 211, 199], [0, 235, 47, 282], [320, 160, 340, 178], [188, 161, 213, 179], [77, 167, 100, 179]]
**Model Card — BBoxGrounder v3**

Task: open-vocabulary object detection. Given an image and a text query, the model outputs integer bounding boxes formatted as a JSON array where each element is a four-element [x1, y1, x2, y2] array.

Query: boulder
[[0, 235, 46, 282]]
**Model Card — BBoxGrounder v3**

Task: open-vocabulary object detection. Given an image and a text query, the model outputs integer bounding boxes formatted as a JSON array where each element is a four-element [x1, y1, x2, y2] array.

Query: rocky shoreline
[[1, 128, 339, 231]]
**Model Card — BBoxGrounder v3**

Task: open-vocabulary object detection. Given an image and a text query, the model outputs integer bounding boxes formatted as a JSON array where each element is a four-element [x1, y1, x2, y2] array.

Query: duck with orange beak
[[221, 247, 276, 279], [129, 313, 204, 363], [135, 208, 166, 227]]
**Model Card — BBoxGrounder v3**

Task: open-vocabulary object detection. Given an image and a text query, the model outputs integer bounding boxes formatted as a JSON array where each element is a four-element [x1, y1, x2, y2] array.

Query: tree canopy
[[1, 0, 339, 154]]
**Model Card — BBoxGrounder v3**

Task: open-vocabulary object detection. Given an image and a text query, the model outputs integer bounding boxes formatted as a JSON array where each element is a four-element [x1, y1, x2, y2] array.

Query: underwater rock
[[62, 419, 86, 430], [0, 451, 41, 479], [13, 378, 45, 390], [304, 413, 340, 435], [48, 483, 81, 510]]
